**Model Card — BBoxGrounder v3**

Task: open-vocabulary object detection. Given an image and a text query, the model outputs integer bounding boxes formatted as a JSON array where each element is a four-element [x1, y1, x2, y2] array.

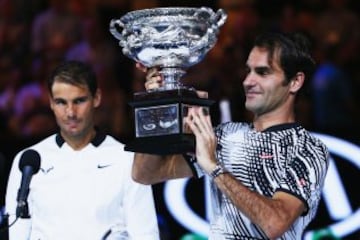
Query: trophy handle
[[212, 9, 227, 28], [195, 7, 227, 29], [109, 19, 125, 42], [192, 8, 227, 51]]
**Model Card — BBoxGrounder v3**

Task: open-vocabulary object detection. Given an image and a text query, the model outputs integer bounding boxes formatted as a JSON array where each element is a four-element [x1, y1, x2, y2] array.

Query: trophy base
[[125, 88, 214, 154], [125, 134, 195, 155]]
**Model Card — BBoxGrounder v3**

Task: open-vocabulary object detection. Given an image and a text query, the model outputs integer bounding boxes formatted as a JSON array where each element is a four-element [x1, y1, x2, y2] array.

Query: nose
[[66, 103, 76, 117], [243, 72, 255, 88]]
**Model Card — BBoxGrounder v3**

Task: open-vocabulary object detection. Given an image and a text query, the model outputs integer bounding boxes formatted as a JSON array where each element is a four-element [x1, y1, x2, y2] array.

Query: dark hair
[[253, 32, 316, 82], [47, 61, 98, 96]]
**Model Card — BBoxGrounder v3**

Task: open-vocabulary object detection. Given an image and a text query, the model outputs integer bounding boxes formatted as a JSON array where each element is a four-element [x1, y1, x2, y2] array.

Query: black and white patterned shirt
[[206, 122, 329, 240]]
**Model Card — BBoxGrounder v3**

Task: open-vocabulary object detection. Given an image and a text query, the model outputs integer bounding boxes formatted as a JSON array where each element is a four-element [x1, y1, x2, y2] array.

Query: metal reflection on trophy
[[110, 7, 227, 154]]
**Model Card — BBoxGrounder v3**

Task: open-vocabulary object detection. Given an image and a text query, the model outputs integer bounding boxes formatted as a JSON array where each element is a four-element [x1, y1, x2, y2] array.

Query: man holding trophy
[[110, 6, 329, 240]]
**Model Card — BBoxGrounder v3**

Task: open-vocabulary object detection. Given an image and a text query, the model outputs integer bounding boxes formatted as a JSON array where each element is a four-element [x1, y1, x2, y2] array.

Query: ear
[[93, 88, 102, 108], [289, 72, 305, 94]]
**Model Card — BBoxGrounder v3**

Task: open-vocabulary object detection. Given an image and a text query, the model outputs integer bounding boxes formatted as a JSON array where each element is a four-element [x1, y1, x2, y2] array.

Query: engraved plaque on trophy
[[110, 7, 227, 154]]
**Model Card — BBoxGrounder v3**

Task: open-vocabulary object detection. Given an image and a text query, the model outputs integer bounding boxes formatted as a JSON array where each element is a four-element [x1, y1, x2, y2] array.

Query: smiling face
[[49, 80, 101, 142], [243, 46, 297, 117]]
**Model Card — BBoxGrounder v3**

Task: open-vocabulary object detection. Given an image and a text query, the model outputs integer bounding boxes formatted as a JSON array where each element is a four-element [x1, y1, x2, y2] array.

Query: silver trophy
[[110, 7, 227, 154]]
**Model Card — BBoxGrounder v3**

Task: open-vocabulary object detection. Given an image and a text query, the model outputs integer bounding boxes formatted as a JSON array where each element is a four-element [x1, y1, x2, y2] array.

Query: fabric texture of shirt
[[6, 132, 159, 240], [201, 122, 329, 240]]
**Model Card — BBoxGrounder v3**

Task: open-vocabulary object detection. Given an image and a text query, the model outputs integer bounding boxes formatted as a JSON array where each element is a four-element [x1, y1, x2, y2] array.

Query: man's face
[[243, 46, 292, 116], [49, 81, 100, 139]]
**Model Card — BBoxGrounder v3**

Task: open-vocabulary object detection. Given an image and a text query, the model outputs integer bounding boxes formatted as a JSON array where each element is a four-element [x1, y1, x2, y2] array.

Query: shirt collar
[[262, 122, 300, 132], [55, 130, 106, 148], [249, 122, 300, 133]]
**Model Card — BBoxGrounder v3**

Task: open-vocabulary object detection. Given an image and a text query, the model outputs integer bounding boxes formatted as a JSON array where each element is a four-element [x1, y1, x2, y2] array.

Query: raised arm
[[185, 107, 308, 239], [132, 153, 194, 184]]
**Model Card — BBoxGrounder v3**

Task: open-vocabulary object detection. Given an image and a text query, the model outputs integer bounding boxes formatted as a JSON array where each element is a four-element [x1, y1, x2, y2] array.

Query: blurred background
[[0, 0, 359, 239]]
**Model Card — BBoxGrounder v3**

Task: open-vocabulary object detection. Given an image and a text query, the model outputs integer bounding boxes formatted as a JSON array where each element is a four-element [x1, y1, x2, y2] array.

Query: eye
[[74, 97, 88, 104], [255, 67, 271, 76], [54, 99, 66, 105]]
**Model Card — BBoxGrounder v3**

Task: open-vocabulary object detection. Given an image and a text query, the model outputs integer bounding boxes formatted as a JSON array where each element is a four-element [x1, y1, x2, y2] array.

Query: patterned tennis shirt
[[207, 122, 329, 240]]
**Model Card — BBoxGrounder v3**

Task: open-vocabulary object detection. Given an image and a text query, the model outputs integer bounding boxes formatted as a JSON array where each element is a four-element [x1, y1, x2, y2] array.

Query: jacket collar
[[55, 129, 106, 148]]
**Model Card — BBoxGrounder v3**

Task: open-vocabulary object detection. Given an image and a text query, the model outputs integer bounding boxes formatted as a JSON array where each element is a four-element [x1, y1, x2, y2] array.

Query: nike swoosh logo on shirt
[[97, 164, 111, 169]]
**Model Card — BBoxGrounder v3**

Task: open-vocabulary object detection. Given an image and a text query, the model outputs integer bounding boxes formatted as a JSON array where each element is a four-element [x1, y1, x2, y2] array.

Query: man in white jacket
[[6, 60, 160, 240]]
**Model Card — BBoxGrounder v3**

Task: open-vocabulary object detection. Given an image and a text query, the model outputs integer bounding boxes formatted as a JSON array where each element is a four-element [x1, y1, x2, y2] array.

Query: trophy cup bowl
[[110, 7, 227, 154]]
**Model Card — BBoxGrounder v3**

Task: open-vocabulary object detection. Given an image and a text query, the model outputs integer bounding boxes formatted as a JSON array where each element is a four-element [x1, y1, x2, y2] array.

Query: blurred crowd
[[0, 0, 360, 154]]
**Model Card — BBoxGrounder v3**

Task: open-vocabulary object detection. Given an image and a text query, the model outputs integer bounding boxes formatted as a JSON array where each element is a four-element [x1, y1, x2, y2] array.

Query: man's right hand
[[135, 62, 208, 99], [136, 63, 164, 91]]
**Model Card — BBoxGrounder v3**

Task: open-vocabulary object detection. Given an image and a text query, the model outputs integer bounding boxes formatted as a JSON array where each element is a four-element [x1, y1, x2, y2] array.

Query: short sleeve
[[276, 136, 329, 217]]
